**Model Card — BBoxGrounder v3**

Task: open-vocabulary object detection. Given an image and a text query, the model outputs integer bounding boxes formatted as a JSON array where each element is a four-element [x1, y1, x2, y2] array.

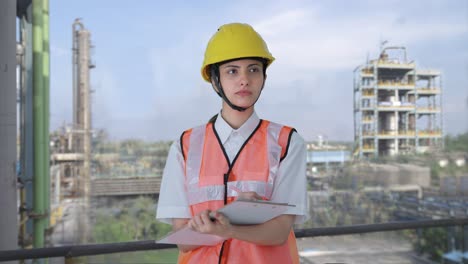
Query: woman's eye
[[249, 67, 260, 73], [227, 69, 237, 74]]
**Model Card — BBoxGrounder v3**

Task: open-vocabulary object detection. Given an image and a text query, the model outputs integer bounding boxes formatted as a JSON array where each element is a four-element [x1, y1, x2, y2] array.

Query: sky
[[47, 0, 468, 142]]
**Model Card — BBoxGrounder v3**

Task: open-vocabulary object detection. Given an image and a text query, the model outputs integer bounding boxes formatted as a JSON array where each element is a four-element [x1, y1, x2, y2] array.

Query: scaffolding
[[353, 46, 443, 159]]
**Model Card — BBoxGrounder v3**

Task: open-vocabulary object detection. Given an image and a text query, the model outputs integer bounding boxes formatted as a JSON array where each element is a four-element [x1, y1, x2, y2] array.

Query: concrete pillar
[[0, 0, 19, 259]]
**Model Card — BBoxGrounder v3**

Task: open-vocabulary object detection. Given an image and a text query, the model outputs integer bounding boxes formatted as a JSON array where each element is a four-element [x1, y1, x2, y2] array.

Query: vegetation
[[444, 132, 468, 153], [414, 227, 448, 262], [92, 137, 172, 178], [431, 132, 468, 180], [91, 196, 178, 263]]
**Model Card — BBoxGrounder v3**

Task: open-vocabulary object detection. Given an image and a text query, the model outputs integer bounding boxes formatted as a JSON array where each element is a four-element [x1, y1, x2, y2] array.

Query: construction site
[[1, 1, 468, 263], [353, 46, 443, 159]]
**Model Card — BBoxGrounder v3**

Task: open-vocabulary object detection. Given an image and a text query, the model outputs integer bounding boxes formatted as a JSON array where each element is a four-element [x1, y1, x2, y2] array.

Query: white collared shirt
[[156, 111, 309, 225], [215, 111, 261, 163]]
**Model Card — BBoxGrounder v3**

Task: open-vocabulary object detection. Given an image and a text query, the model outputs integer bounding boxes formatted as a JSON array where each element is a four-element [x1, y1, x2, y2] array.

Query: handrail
[[0, 241, 176, 262], [1, 218, 467, 262], [294, 218, 467, 237]]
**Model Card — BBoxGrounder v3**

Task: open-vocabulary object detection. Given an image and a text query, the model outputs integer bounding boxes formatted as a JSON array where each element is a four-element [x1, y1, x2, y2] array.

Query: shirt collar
[[214, 111, 260, 144]]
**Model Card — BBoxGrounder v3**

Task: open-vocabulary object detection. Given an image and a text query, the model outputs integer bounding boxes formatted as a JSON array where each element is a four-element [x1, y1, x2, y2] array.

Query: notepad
[[157, 200, 295, 245]]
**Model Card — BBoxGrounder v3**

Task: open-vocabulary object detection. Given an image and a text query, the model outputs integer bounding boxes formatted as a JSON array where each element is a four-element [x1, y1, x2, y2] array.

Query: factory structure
[[13, 14, 95, 247], [50, 19, 94, 200], [353, 46, 443, 159], [49, 19, 95, 242]]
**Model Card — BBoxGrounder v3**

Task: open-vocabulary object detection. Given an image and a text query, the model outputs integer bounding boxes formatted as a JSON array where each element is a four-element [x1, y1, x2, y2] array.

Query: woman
[[156, 22, 309, 264]]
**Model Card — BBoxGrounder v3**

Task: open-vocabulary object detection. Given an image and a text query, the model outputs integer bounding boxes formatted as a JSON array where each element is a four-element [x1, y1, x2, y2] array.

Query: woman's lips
[[236, 90, 252, 96]]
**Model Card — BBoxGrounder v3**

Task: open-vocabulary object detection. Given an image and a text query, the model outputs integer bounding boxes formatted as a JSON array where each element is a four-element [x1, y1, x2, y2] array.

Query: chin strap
[[210, 65, 265, 112]]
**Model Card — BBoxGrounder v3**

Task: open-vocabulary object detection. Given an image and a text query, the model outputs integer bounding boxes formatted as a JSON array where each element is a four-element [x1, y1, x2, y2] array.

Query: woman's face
[[215, 58, 265, 109]]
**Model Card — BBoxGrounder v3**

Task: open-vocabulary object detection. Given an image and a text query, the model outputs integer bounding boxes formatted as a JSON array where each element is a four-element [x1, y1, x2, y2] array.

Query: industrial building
[[12, 7, 95, 248], [353, 46, 443, 159], [49, 19, 94, 200]]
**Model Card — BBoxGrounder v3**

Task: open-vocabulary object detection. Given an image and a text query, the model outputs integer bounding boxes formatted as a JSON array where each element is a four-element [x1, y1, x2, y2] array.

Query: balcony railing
[[1, 218, 467, 262], [410, 88, 441, 94], [377, 80, 415, 87], [376, 60, 415, 69], [417, 107, 441, 113], [361, 130, 442, 138], [376, 130, 442, 137]]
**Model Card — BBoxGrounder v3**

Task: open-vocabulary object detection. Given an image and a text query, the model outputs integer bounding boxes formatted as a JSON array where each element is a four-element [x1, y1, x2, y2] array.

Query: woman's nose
[[239, 71, 249, 86]]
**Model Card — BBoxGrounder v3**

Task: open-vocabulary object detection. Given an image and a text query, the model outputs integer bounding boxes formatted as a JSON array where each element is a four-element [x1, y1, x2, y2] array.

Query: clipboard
[[157, 200, 295, 245]]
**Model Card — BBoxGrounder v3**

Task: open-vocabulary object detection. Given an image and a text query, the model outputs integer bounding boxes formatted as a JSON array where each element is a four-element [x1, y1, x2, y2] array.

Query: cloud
[[254, 9, 311, 37], [49, 1, 468, 141], [254, 10, 467, 75], [241, 6, 467, 140]]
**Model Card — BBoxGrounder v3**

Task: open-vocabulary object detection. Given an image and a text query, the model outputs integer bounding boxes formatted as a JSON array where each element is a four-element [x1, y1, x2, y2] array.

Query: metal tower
[[72, 18, 95, 243], [353, 46, 443, 159]]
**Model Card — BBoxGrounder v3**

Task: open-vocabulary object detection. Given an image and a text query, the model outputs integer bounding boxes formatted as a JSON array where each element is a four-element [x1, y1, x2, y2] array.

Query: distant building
[[353, 46, 443, 159], [306, 142, 350, 174]]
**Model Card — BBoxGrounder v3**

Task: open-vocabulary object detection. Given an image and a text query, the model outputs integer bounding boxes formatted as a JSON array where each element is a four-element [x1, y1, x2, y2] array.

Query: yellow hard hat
[[201, 23, 275, 82]]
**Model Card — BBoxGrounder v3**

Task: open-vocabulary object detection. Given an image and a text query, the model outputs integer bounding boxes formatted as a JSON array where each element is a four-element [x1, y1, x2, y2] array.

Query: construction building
[[353, 46, 443, 159]]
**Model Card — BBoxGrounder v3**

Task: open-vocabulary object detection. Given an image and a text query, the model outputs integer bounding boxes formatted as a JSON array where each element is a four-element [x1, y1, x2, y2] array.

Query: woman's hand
[[236, 191, 264, 201], [188, 208, 296, 246], [187, 210, 233, 239]]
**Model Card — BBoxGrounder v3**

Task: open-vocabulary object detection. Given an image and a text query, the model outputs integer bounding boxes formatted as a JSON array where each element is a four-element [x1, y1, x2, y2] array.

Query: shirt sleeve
[[156, 140, 191, 224], [270, 132, 310, 224]]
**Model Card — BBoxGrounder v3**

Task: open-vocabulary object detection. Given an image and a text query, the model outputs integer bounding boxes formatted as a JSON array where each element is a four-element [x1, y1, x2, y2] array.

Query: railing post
[[447, 225, 455, 253], [416, 228, 422, 255], [463, 225, 468, 264]]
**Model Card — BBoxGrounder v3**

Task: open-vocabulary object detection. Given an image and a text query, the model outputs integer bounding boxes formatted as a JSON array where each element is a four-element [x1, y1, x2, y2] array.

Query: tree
[[91, 197, 177, 263]]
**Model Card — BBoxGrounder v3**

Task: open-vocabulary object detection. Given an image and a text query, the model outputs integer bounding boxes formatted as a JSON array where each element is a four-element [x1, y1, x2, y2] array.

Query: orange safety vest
[[177, 117, 300, 264]]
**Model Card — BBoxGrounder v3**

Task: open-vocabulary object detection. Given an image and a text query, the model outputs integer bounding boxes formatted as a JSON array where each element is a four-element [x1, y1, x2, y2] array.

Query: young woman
[[156, 22, 309, 264]]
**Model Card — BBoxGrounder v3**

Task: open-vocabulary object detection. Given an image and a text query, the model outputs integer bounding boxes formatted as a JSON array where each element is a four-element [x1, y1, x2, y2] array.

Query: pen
[[209, 211, 216, 222]]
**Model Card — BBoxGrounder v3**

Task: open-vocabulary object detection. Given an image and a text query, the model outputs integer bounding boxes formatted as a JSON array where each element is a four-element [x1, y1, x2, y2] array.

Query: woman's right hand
[[188, 210, 233, 239]]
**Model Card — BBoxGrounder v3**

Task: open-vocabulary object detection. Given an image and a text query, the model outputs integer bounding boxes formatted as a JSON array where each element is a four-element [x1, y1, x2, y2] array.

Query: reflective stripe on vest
[[185, 121, 283, 205]]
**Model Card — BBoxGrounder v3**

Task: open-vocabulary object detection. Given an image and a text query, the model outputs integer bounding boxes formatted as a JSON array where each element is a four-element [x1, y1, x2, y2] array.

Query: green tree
[[413, 227, 447, 262], [92, 197, 177, 263], [445, 132, 468, 152]]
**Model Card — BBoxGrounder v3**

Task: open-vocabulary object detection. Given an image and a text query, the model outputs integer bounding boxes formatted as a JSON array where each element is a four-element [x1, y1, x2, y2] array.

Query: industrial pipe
[[32, 0, 46, 250], [42, 0, 51, 231], [0, 0, 19, 256]]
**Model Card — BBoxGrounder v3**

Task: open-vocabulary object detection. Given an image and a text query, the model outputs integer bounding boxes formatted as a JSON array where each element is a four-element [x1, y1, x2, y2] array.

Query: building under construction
[[353, 46, 443, 159]]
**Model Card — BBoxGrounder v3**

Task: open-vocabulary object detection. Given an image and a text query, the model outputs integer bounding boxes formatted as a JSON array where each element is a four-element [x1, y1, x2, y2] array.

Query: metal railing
[[0, 218, 467, 262]]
